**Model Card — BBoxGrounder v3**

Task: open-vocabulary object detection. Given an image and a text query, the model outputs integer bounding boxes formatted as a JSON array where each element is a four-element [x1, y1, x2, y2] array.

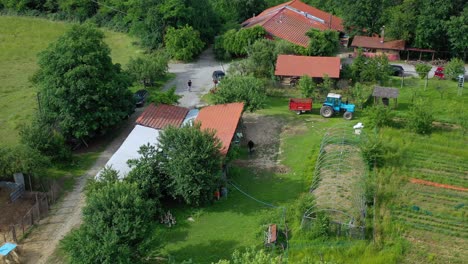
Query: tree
[[126, 144, 167, 200], [414, 0, 452, 50], [34, 24, 134, 141], [385, 0, 419, 42], [444, 58, 465, 80], [164, 25, 205, 61], [415, 63, 432, 90], [0, 145, 49, 180], [342, 0, 386, 36], [406, 100, 434, 134], [317, 74, 334, 98], [351, 49, 367, 82], [305, 28, 339, 56], [246, 39, 276, 78], [150, 86, 182, 105], [221, 26, 266, 56], [445, 7, 468, 57], [299, 75, 316, 98], [157, 124, 222, 206], [360, 55, 391, 84], [19, 116, 71, 161], [58, 0, 98, 22], [62, 181, 156, 263], [213, 76, 266, 112], [127, 51, 169, 87]]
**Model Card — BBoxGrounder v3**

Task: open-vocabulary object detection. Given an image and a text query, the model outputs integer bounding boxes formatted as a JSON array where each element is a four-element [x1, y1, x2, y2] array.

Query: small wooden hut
[[372, 86, 399, 108]]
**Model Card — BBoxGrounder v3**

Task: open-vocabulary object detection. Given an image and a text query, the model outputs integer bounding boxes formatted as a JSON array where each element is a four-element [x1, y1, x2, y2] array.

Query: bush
[[0, 145, 49, 179], [415, 63, 432, 79], [305, 28, 340, 56], [365, 105, 395, 129], [164, 25, 205, 61], [406, 100, 434, 134], [19, 117, 71, 161], [245, 39, 276, 78], [444, 58, 465, 80], [213, 247, 282, 264], [149, 86, 181, 105], [213, 76, 266, 112], [351, 83, 373, 110]]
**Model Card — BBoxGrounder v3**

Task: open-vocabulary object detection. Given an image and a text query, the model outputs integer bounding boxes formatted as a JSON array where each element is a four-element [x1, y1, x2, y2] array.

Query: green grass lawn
[[0, 16, 140, 146]]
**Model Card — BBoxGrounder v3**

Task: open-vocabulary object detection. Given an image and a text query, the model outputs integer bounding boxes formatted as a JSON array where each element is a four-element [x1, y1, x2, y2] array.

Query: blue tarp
[[182, 109, 199, 126], [0, 243, 17, 256]]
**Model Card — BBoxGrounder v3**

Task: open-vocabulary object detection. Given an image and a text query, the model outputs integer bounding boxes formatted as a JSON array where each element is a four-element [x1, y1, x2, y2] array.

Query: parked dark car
[[390, 65, 404, 76], [134, 89, 149, 107], [212, 70, 225, 84]]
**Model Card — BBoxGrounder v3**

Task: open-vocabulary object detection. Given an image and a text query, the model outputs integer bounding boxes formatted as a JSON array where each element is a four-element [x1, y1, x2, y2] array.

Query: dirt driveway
[[19, 48, 222, 264]]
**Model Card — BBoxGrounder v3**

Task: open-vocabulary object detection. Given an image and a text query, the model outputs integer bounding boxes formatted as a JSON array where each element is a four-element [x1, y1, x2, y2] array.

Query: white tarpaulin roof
[[97, 125, 160, 179]]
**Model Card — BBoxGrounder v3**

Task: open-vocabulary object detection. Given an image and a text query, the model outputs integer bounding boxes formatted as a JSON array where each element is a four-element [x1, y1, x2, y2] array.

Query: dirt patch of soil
[[0, 188, 36, 232], [235, 113, 288, 173], [410, 178, 468, 192]]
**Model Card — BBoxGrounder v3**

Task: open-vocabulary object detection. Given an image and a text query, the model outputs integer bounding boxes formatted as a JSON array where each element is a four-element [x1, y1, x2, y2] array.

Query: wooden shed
[[372, 86, 399, 108]]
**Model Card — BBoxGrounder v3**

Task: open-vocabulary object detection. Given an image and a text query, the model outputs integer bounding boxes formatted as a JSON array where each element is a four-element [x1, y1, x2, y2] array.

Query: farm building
[[97, 104, 191, 178], [195, 102, 245, 156], [372, 86, 399, 108], [351, 36, 405, 61], [275, 55, 341, 79], [241, 0, 346, 47]]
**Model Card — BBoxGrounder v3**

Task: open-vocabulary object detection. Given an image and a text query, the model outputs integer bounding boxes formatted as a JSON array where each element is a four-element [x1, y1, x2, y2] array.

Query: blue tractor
[[320, 93, 355, 120]]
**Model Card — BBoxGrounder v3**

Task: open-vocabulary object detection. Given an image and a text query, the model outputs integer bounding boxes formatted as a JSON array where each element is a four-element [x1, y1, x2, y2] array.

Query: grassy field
[[0, 16, 140, 146]]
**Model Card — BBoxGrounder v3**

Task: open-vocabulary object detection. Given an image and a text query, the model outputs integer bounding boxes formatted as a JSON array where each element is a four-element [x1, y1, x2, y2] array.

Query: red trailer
[[289, 98, 313, 114]]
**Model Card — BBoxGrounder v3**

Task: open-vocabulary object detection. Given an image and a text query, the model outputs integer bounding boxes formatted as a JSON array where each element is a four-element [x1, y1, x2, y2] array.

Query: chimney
[[253, 13, 255, 18], [329, 14, 332, 29], [380, 26, 385, 43]]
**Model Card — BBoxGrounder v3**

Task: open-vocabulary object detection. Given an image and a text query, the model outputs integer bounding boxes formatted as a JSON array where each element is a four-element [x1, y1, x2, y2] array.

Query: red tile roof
[[136, 104, 189, 129], [195, 103, 244, 155], [242, 0, 344, 47], [351, 36, 405, 51], [275, 55, 340, 78]]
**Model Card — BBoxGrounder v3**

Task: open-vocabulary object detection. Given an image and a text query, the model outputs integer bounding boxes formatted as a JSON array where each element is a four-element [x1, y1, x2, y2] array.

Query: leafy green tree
[[157, 124, 222, 206], [85, 166, 119, 195], [246, 39, 276, 78], [350, 49, 366, 82], [19, 116, 71, 161], [444, 58, 465, 80], [360, 133, 387, 169], [213, 247, 282, 264], [360, 55, 391, 84], [213, 76, 266, 112], [34, 24, 134, 141], [127, 51, 169, 87], [406, 100, 434, 134], [445, 7, 468, 57], [342, 0, 386, 35], [0, 145, 49, 179], [415, 63, 432, 80], [305, 28, 339, 56], [317, 74, 334, 98], [299, 75, 316, 98], [414, 0, 452, 50], [221, 26, 266, 56], [126, 144, 167, 200], [58, 0, 98, 21], [62, 181, 156, 263], [385, 0, 419, 42], [164, 25, 205, 61]]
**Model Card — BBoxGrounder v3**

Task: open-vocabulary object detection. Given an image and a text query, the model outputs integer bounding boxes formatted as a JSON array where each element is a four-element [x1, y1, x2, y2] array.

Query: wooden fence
[[1, 183, 61, 243]]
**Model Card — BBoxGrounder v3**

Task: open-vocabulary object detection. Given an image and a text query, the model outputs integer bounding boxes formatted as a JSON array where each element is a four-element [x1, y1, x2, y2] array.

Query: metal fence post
[[11, 225, 17, 243]]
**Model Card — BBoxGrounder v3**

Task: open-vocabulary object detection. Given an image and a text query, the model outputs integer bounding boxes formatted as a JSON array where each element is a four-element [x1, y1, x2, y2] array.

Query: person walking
[[187, 79, 192, 92]]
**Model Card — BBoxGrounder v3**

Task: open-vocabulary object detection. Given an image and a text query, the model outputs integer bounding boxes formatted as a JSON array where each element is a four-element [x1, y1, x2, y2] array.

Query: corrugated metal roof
[[136, 104, 189, 129], [373, 86, 399, 98], [242, 0, 344, 47], [97, 125, 161, 179], [275, 55, 340, 78], [351, 36, 405, 51], [195, 103, 244, 155]]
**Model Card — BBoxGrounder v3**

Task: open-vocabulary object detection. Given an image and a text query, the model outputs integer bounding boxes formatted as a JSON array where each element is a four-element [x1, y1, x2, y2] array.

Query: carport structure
[[372, 86, 399, 109]]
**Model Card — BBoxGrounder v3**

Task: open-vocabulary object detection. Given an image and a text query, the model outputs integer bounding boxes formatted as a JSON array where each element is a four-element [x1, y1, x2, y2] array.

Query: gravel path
[[19, 47, 222, 264]]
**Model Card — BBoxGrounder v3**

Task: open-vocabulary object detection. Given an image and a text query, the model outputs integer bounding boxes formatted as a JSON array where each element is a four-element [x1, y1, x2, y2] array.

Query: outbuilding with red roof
[[351, 36, 405, 61], [242, 0, 346, 47], [195, 102, 244, 156], [275, 55, 340, 78]]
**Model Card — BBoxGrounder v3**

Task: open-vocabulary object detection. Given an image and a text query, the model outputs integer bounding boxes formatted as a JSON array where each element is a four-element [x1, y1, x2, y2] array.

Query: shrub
[[406, 100, 434, 134], [350, 83, 373, 109], [444, 58, 465, 80], [415, 63, 432, 80], [164, 25, 205, 61], [19, 117, 71, 161], [149, 86, 181, 105], [213, 76, 266, 112], [221, 26, 266, 57], [365, 105, 395, 129], [305, 28, 339, 56]]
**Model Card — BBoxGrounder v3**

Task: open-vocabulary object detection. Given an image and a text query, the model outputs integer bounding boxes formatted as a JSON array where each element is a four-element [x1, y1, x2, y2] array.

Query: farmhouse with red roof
[[242, 0, 346, 47]]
